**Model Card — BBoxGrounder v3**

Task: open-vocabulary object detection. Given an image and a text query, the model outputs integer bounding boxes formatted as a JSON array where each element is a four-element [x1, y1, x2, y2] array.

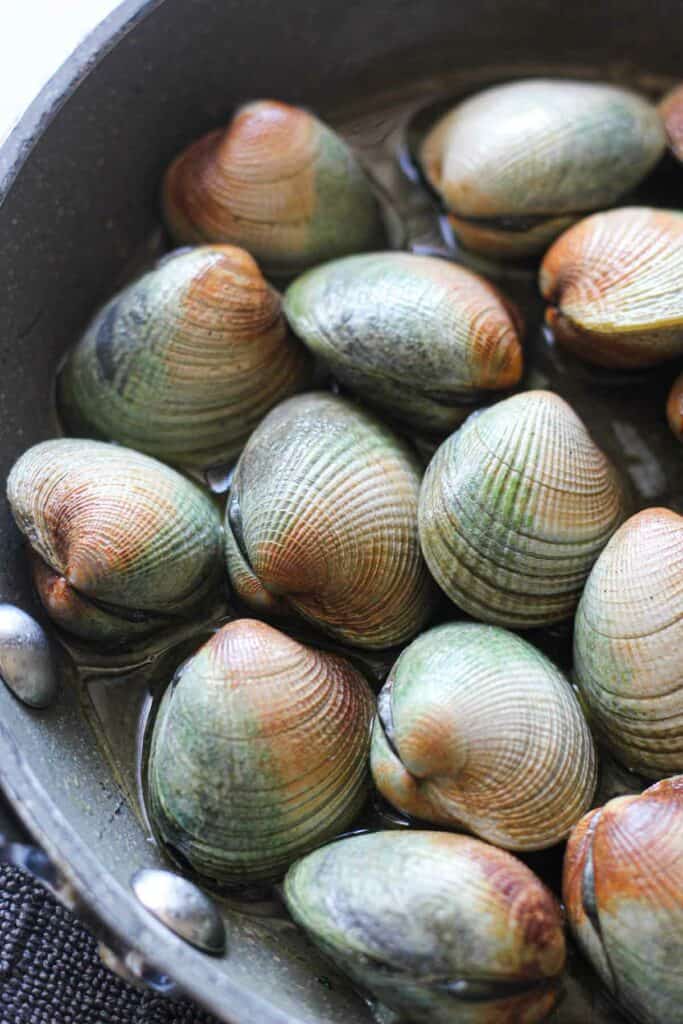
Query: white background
[[1, 1, 120, 143]]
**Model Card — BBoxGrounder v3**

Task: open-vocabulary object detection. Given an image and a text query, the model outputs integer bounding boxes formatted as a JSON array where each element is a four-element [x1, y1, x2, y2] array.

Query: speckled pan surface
[[0, 2, 681, 1023]]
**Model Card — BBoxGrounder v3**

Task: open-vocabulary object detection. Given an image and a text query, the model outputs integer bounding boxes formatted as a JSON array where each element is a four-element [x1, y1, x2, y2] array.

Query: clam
[[540, 207, 683, 368], [420, 79, 665, 259], [225, 392, 436, 648], [418, 390, 625, 627], [147, 618, 374, 884], [371, 622, 597, 850], [564, 776, 683, 1024], [6, 439, 223, 644], [58, 246, 312, 471], [285, 830, 566, 1024], [162, 99, 385, 278], [574, 508, 683, 779], [667, 370, 683, 441], [284, 252, 524, 435], [660, 83, 683, 163]]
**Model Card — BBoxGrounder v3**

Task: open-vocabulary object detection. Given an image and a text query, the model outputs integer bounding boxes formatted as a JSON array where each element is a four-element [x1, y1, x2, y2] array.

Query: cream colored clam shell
[[421, 80, 665, 219], [371, 622, 597, 850], [418, 390, 625, 627], [574, 508, 683, 778]]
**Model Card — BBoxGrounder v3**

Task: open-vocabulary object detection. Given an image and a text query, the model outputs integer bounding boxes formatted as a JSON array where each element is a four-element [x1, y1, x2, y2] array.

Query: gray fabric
[[0, 864, 219, 1024]]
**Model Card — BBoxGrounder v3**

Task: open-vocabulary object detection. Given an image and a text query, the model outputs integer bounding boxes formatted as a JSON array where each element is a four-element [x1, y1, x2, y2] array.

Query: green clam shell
[[59, 246, 312, 471], [420, 79, 666, 258], [418, 390, 625, 627], [284, 252, 523, 434], [147, 619, 374, 884], [285, 830, 566, 1024]]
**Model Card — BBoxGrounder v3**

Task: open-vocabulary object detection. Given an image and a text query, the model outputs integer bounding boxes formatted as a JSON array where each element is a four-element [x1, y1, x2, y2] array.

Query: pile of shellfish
[[6, 79, 683, 1024]]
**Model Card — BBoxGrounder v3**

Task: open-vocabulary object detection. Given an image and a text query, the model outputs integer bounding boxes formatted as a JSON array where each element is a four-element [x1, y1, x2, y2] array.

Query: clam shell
[[147, 619, 374, 884], [574, 507, 683, 778], [225, 392, 436, 649], [418, 390, 625, 627], [667, 371, 683, 442], [660, 83, 683, 163], [563, 776, 683, 1024], [285, 830, 565, 1024], [162, 100, 385, 277], [419, 79, 665, 259], [284, 252, 523, 434], [7, 439, 223, 643], [371, 622, 597, 850], [59, 246, 312, 470], [540, 207, 683, 368]]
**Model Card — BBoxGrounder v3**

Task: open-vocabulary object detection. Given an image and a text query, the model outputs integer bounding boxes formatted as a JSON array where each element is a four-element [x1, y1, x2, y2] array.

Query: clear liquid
[[56, 64, 681, 1024]]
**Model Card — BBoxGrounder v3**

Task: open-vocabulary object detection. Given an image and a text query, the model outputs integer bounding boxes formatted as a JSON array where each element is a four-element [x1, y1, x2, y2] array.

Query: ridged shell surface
[[419, 79, 665, 258], [147, 619, 374, 884], [563, 777, 683, 1024], [162, 100, 385, 277], [371, 623, 596, 850], [667, 371, 683, 442], [418, 390, 625, 627], [574, 508, 683, 778], [59, 246, 312, 469], [660, 84, 683, 163], [6, 439, 222, 643], [284, 252, 523, 433], [285, 830, 565, 1024], [225, 392, 436, 648], [540, 208, 683, 368]]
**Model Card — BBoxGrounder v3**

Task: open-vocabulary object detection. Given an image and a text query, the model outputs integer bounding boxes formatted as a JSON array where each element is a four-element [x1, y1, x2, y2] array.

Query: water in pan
[[51, 64, 681, 1024]]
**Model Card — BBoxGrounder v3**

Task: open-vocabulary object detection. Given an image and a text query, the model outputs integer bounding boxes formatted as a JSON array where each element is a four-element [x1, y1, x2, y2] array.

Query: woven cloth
[[0, 864, 219, 1024]]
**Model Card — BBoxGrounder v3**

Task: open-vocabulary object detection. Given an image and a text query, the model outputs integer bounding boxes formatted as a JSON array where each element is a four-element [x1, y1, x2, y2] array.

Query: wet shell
[[225, 392, 436, 649], [563, 776, 683, 1024], [284, 252, 524, 434], [6, 439, 223, 643], [371, 623, 597, 850], [420, 79, 665, 259], [59, 246, 312, 470], [574, 508, 683, 779], [418, 390, 625, 627], [162, 100, 385, 278], [147, 619, 374, 884], [540, 208, 683, 368], [660, 83, 683, 163], [285, 830, 566, 1024], [667, 371, 683, 441]]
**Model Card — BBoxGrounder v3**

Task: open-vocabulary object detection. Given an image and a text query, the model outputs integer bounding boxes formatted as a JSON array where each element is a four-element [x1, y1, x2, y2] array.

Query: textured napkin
[[0, 864, 219, 1024]]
